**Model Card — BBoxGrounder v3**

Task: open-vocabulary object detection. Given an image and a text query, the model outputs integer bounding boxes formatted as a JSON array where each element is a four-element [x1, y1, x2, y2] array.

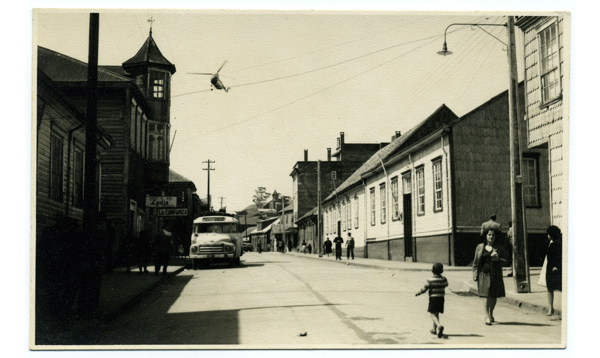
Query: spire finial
[[148, 16, 155, 37]]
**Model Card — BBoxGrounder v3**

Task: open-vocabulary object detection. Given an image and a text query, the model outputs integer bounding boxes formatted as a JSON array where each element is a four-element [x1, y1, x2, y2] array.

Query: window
[[136, 107, 142, 153], [391, 177, 399, 220], [151, 71, 166, 99], [432, 160, 443, 212], [523, 155, 540, 207], [73, 148, 84, 207], [50, 132, 64, 201], [148, 122, 165, 161], [370, 187, 376, 226], [141, 115, 147, 157], [347, 199, 352, 230], [130, 101, 136, 149], [416, 167, 425, 215], [354, 195, 359, 229], [341, 201, 346, 231], [538, 21, 561, 104], [380, 183, 386, 224]]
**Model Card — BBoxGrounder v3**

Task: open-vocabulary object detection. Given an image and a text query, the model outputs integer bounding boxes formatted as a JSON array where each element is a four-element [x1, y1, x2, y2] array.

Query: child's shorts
[[427, 297, 445, 314]]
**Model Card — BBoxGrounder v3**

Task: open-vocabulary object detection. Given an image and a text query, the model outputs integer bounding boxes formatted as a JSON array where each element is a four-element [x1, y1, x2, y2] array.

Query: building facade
[[37, 28, 176, 264], [322, 85, 550, 266], [516, 16, 568, 229]]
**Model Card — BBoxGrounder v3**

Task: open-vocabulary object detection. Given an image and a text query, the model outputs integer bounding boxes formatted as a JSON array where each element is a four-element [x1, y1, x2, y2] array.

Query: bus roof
[[193, 215, 239, 224]]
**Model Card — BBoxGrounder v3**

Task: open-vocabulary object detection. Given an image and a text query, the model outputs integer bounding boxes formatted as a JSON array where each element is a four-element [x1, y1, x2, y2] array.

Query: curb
[[288, 252, 558, 317], [99, 266, 186, 324]]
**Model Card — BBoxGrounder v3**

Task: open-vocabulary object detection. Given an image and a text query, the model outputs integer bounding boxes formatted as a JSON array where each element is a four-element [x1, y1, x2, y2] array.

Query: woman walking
[[472, 228, 507, 325]]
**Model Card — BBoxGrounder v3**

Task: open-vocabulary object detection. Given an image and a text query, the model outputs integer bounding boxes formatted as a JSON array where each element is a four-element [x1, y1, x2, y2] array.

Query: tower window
[[151, 71, 167, 99]]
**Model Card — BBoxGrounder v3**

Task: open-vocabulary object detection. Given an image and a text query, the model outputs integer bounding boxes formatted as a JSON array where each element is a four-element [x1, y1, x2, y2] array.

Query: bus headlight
[[224, 245, 232, 253], [191, 246, 198, 254]]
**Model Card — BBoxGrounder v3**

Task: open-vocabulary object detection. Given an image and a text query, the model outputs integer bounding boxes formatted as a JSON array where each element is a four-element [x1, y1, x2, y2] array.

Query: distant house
[[322, 84, 550, 266], [516, 16, 567, 229], [160, 169, 206, 254], [291, 132, 390, 253]]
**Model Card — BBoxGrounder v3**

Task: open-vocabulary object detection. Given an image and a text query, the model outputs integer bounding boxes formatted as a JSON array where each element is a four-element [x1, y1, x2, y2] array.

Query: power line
[[198, 35, 441, 136], [172, 30, 451, 99]]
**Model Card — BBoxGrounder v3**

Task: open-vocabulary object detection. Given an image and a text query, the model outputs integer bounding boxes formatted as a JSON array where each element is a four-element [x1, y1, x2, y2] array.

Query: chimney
[[304, 149, 308, 162], [340, 132, 345, 145], [392, 131, 402, 141], [327, 148, 331, 161]]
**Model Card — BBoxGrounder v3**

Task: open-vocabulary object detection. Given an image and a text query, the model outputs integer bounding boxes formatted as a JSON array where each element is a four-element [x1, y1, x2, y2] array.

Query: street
[[85, 252, 561, 347]]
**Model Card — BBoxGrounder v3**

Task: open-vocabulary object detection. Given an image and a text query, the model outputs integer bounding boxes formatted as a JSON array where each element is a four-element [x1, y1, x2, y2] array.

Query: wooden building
[[36, 28, 176, 263], [516, 16, 568, 230], [35, 70, 113, 237], [322, 84, 550, 266]]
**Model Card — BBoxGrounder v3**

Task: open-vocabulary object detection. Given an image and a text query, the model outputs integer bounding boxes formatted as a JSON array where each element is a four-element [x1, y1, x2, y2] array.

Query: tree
[[252, 187, 271, 209]]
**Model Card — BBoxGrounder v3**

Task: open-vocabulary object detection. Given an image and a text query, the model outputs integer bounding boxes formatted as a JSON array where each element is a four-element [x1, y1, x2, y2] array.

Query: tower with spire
[[122, 21, 176, 185]]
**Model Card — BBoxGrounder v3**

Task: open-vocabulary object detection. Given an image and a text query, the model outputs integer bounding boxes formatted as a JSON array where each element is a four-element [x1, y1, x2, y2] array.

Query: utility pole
[[317, 160, 322, 257], [203, 160, 215, 211], [83, 13, 99, 236], [507, 16, 530, 293]]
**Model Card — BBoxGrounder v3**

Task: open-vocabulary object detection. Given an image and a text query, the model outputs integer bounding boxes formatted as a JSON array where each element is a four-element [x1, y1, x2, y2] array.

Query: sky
[[34, 9, 531, 213], [7, 1, 597, 357]]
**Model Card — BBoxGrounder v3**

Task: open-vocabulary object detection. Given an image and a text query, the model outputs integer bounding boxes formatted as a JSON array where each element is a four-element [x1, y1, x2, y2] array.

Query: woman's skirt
[[546, 269, 562, 292], [477, 271, 506, 298]]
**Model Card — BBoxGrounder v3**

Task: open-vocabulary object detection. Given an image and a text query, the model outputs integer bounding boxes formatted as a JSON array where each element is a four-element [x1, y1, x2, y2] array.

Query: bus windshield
[[195, 223, 236, 234]]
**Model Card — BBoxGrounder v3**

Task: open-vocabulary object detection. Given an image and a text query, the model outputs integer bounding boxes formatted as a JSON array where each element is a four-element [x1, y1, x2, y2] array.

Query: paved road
[[89, 252, 562, 347]]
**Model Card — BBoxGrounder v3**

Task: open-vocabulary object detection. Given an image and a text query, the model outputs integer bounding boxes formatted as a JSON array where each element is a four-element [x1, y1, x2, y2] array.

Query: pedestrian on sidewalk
[[416, 262, 448, 338], [473, 228, 507, 325], [505, 221, 514, 277], [333, 235, 344, 260], [346, 233, 355, 260], [136, 229, 151, 274], [324, 238, 333, 257], [153, 227, 171, 276], [544, 225, 563, 316], [480, 213, 501, 236]]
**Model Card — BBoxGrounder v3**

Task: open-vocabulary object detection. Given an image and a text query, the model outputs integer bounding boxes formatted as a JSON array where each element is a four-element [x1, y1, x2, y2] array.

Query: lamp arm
[[444, 23, 507, 47]]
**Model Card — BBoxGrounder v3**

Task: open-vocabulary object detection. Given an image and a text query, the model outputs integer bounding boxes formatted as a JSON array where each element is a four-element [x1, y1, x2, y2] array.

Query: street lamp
[[438, 17, 530, 293]]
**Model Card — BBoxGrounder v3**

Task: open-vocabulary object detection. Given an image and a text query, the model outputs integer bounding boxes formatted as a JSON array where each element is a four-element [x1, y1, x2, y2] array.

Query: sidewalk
[[35, 258, 187, 346], [286, 249, 562, 317]]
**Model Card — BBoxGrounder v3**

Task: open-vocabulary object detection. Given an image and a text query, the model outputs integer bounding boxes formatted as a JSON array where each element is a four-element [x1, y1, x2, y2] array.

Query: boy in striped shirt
[[416, 262, 448, 338]]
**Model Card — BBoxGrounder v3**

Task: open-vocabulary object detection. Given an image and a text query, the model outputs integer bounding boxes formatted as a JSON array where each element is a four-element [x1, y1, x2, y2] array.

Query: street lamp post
[[438, 17, 530, 293]]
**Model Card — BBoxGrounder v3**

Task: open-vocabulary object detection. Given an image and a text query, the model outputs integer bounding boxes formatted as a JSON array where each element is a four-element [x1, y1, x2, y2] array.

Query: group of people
[[323, 233, 355, 260], [122, 226, 172, 276], [414, 214, 563, 337]]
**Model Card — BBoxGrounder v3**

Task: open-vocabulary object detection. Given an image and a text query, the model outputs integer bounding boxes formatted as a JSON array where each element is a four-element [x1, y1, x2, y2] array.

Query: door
[[402, 174, 413, 259]]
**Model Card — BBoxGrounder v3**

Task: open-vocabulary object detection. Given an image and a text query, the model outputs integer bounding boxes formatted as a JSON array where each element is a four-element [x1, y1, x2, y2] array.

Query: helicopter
[[188, 60, 230, 92]]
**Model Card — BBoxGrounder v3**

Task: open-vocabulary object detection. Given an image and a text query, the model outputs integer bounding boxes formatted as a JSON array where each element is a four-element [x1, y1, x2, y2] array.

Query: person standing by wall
[[153, 226, 171, 276], [480, 214, 501, 236], [346, 233, 355, 260], [544, 225, 563, 316], [333, 234, 344, 260], [505, 221, 514, 277]]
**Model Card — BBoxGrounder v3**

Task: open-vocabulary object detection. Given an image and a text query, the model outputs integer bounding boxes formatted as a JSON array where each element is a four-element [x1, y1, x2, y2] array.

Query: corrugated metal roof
[[37, 46, 133, 83], [122, 33, 176, 74]]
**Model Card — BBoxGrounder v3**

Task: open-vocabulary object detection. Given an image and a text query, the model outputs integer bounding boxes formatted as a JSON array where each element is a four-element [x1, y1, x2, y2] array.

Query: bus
[[189, 213, 243, 269]]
